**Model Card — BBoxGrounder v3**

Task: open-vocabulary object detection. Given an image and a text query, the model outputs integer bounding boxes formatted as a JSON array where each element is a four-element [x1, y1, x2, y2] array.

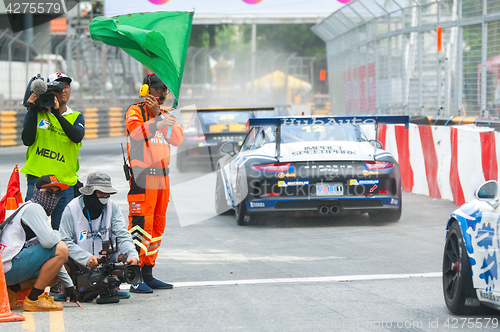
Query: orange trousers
[[128, 172, 169, 267]]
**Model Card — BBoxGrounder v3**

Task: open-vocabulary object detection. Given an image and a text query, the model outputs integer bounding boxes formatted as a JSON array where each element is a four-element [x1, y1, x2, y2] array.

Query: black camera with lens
[[23, 74, 64, 110], [75, 241, 142, 302]]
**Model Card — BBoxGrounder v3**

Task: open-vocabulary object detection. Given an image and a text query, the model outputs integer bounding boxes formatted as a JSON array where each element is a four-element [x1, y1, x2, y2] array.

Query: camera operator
[[21, 72, 85, 232], [59, 172, 139, 303], [1, 175, 81, 311]]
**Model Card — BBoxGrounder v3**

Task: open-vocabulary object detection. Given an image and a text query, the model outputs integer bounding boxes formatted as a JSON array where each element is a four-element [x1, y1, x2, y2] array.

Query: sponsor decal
[[281, 117, 377, 126], [391, 198, 399, 205], [316, 182, 344, 196], [36, 147, 65, 163], [249, 201, 265, 208], [278, 180, 309, 187], [127, 110, 136, 117], [292, 146, 356, 156], [350, 179, 379, 185], [38, 119, 50, 129], [79, 230, 88, 241], [363, 170, 379, 176], [0, 244, 6, 251], [131, 202, 142, 215], [478, 290, 500, 303], [277, 172, 296, 179], [369, 185, 378, 192]]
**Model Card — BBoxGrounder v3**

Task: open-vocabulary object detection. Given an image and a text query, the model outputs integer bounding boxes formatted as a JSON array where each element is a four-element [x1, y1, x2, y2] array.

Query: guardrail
[[2, 110, 500, 148], [0, 106, 196, 147]]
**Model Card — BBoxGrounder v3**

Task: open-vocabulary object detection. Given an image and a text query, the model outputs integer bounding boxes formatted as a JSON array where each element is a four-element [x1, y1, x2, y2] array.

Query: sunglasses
[[40, 188, 62, 196], [155, 86, 169, 94]]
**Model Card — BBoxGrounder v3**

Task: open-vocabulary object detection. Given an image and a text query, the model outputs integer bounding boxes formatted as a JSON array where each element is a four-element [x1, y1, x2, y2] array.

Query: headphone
[[139, 73, 169, 100], [139, 73, 154, 97]]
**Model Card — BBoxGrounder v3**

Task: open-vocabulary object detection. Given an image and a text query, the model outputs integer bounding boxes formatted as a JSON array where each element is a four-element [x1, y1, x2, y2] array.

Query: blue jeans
[[4, 244, 57, 286], [26, 175, 75, 230]]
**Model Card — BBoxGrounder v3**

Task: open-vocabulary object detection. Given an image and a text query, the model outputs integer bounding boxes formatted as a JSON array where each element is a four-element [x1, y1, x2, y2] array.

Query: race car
[[214, 115, 409, 225], [176, 106, 277, 172], [443, 180, 500, 314]]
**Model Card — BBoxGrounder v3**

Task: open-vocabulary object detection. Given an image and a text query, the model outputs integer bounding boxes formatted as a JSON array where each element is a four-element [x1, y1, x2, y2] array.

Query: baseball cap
[[143, 73, 166, 88], [79, 172, 118, 195], [47, 72, 72, 85], [35, 175, 70, 191]]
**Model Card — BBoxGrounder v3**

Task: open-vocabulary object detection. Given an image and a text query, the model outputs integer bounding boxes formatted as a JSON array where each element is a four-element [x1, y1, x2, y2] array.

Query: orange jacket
[[125, 102, 184, 169]]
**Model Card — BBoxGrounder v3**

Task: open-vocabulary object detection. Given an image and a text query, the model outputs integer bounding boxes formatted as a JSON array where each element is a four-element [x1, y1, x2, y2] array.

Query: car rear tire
[[369, 201, 402, 222], [235, 200, 254, 226], [215, 170, 233, 215], [442, 221, 482, 315]]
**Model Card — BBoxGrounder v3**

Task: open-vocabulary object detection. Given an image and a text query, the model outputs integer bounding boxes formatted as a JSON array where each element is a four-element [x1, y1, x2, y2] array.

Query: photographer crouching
[[21, 72, 85, 232], [58, 172, 140, 304]]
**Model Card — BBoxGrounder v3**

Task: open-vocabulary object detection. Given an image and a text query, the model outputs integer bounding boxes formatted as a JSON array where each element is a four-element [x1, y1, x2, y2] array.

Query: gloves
[[64, 286, 79, 303]]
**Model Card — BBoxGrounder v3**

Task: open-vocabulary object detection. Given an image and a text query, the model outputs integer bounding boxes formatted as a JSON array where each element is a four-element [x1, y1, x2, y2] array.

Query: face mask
[[83, 192, 106, 220], [31, 187, 60, 216], [99, 197, 109, 205]]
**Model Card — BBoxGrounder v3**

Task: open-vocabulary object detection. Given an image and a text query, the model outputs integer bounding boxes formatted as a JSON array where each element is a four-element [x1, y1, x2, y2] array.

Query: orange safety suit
[[125, 102, 184, 267]]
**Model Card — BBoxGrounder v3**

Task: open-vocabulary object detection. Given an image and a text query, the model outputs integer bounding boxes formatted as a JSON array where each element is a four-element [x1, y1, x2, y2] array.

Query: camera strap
[[86, 209, 103, 256]]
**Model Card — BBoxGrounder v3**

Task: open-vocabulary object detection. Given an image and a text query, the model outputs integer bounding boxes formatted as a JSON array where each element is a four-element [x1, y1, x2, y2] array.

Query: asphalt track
[[0, 137, 499, 331]]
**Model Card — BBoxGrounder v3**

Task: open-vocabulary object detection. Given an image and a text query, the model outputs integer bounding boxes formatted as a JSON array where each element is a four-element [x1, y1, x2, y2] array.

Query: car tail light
[[262, 192, 280, 197], [364, 161, 393, 169], [185, 135, 206, 141], [252, 163, 291, 172]]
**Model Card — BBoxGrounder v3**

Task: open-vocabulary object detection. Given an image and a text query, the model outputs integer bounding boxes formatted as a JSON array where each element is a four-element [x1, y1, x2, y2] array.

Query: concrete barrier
[[379, 123, 498, 206]]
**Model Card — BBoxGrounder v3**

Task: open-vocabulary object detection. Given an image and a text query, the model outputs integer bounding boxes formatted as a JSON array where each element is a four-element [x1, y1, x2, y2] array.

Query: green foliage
[[189, 24, 325, 56]]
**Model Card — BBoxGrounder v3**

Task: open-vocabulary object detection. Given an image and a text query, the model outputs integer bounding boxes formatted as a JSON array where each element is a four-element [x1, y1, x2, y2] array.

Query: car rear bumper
[[244, 196, 401, 213]]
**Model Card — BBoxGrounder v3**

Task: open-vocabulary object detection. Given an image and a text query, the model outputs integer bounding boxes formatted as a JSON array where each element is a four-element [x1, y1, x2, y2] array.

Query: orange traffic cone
[[0, 252, 25, 322], [5, 197, 17, 220]]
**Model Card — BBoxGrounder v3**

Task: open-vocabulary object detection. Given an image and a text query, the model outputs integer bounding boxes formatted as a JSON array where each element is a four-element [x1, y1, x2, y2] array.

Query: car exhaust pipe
[[319, 206, 329, 215], [330, 205, 340, 214]]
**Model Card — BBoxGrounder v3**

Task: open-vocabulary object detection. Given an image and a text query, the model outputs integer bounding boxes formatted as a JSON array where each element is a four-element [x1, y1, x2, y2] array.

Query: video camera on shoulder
[[75, 240, 142, 302], [23, 74, 64, 109]]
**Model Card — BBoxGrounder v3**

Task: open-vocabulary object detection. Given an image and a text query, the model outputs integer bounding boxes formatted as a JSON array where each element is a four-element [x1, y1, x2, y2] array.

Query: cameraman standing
[[21, 72, 85, 231]]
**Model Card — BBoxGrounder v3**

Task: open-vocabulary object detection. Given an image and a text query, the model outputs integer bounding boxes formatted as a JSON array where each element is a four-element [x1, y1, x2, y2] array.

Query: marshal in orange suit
[[125, 73, 184, 293]]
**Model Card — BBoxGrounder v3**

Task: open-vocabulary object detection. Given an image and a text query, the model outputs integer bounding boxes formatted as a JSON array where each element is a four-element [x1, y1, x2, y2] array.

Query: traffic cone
[[4, 197, 17, 220], [0, 252, 25, 322]]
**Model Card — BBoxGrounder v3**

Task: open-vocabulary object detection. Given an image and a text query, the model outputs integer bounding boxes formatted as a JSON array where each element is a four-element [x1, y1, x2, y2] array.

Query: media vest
[[21, 108, 82, 186], [67, 196, 112, 257], [0, 202, 35, 272]]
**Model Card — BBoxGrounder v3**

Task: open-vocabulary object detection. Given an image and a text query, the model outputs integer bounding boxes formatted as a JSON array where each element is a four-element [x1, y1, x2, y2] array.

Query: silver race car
[[215, 115, 409, 225]]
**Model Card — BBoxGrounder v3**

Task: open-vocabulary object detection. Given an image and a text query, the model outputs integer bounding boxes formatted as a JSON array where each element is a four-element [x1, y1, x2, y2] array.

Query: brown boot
[[7, 288, 22, 310], [23, 293, 63, 312]]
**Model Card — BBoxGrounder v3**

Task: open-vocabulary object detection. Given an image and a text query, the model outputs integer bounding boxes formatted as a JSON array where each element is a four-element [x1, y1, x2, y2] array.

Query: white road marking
[[120, 272, 441, 290]]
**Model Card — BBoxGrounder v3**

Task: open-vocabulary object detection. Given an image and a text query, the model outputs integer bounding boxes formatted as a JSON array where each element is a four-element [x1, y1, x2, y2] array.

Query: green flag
[[89, 11, 193, 107]]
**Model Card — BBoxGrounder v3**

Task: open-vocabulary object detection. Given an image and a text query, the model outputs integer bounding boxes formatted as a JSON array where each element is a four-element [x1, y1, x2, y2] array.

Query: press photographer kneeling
[[59, 172, 140, 304]]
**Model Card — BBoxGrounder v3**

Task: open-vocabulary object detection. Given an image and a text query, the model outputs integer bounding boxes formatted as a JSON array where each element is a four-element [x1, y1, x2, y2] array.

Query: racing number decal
[[301, 125, 325, 132]]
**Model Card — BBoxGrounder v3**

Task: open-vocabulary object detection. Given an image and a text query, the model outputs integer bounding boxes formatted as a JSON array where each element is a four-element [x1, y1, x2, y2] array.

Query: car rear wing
[[248, 115, 410, 129], [247, 115, 410, 161]]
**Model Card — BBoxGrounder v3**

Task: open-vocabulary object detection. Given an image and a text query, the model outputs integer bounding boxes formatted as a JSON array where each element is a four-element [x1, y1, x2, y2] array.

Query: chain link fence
[[313, 0, 500, 119]]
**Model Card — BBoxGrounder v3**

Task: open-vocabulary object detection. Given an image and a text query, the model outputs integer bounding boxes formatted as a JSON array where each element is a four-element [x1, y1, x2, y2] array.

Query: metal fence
[[312, 0, 500, 119], [0, 29, 319, 112]]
